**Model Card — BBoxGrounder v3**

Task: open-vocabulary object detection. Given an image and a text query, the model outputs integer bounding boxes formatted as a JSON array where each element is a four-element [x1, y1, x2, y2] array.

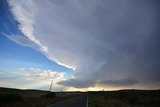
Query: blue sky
[[0, 35, 73, 73], [0, 0, 73, 72], [0, 0, 72, 91], [0, 0, 160, 91]]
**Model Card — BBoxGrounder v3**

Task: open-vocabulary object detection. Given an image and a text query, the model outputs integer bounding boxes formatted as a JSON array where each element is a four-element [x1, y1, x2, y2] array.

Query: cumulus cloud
[[0, 68, 65, 91], [7, 0, 160, 89], [16, 68, 65, 81]]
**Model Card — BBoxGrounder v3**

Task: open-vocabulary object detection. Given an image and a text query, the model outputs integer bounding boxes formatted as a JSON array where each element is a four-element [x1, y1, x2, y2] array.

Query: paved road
[[47, 95, 88, 107]]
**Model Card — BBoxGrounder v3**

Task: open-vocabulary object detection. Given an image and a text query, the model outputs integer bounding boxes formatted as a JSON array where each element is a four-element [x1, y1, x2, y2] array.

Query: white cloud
[[2, 33, 42, 51], [0, 68, 65, 91], [7, 0, 160, 89], [16, 68, 65, 82], [7, 0, 74, 69]]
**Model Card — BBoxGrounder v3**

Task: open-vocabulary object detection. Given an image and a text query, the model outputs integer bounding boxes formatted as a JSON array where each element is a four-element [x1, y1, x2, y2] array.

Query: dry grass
[[0, 87, 83, 107], [88, 90, 160, 107], [1, 87, 160, 107]]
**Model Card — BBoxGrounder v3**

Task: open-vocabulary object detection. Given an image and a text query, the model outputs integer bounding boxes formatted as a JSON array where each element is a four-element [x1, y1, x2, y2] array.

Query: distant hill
[[0, 87, 49, 99]]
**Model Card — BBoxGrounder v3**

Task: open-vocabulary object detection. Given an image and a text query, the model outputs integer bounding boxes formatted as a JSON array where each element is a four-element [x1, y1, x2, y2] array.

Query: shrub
[[44, 92, 56, 98], [0, 93, 23, 102]]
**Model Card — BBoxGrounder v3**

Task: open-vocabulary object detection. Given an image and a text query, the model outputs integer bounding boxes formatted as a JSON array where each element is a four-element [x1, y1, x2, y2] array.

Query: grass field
[[0, 87, 83, 107], [88, 90, 160, 107], [0, 87, 160, 107]]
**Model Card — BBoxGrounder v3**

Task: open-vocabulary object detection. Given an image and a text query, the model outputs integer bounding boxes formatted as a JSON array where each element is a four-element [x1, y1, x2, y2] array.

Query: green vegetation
[[89, 90, 160, 107]]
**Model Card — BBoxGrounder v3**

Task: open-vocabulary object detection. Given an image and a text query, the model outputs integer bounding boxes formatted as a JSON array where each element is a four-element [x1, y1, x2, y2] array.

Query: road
[[47, 95, 88, 107]]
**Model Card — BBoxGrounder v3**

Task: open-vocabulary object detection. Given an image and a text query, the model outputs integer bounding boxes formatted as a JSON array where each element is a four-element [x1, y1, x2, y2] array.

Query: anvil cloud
[[7, 0, 160, 90]]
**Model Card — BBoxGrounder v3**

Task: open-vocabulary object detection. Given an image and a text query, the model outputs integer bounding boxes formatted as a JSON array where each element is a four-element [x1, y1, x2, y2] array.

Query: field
[[0, 87, 82, 107], [88, 90, 160, 107], [0, 87, 160, 107]]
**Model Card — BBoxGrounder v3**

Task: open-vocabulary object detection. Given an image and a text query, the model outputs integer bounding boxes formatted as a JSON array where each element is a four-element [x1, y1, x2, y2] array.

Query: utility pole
[[49, 80, 53, 92]]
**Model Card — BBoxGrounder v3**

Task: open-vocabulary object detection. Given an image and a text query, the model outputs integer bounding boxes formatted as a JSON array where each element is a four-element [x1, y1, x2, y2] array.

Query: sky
[[0, 0, 160, 91]]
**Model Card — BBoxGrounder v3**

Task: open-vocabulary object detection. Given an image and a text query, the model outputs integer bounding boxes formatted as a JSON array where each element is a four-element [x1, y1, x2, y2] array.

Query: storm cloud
[[57, 79, 95, 88], [99, 79, 139, 86], [7, 0, 160, 89]]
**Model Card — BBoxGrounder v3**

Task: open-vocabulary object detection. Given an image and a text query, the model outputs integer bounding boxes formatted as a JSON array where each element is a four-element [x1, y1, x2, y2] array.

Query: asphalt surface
[[47, 95, 88, 107]]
